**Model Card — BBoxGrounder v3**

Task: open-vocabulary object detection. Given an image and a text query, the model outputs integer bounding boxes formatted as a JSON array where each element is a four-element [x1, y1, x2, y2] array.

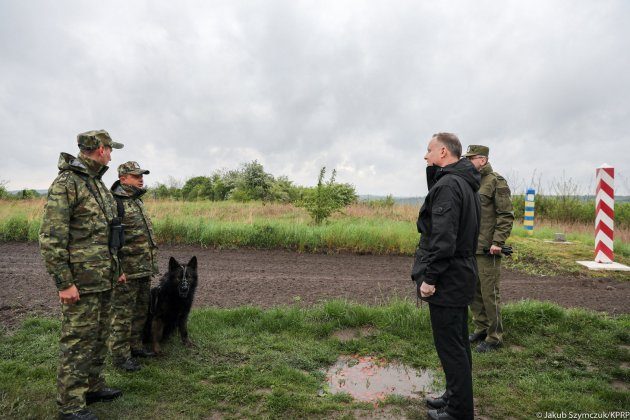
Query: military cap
[[118, 161, 150, 176], [463, 145, 489, 157], [77, 130, 124, 150]]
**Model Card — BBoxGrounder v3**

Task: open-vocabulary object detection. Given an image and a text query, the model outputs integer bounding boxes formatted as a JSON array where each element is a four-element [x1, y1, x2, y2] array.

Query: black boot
[[468, 331, 487, 343], [475, 340, 502, 353], [114, 357, 142, 372], [425, 392, 448, 409], [59, 409, 98, 420], [427, 407, 458, 420], [131, 348, 156, 358], [86, 387, 123, 404]]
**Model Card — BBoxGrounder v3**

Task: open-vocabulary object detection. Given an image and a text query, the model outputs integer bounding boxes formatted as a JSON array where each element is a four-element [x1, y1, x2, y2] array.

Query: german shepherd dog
[[143, 256, 198, 354]]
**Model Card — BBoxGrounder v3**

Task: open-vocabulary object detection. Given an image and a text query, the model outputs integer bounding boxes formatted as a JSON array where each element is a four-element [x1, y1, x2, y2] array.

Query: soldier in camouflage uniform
[[109, 161, 159, 371], [39, 130, 125, 420], [464, 145, 514, 353]]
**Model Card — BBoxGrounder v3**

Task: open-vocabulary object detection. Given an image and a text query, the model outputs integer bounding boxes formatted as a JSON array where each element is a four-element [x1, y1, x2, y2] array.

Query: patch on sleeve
[[432, 205, 452, 215], [497, 187, 511, 196]]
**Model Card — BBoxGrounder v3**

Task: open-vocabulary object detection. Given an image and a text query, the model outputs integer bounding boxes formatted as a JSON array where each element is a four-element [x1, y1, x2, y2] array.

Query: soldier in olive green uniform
[[39, 130, 125, 420], [464, 145, 514, 353], [109, 161, 159, 371]]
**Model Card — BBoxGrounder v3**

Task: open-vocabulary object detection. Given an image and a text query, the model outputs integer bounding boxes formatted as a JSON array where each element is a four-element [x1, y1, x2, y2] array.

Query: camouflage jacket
[[111, 181, 158, 279], [477, 163, 514, 254], [39, 153, 118, 293]]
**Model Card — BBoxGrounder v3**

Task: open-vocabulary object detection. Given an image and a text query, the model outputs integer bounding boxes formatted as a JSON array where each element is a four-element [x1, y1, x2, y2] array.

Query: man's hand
[[420, 281, 436, 297], [118, 273, 127, 284], [59, 285, 80, 305], [489, 245, 502, 255]]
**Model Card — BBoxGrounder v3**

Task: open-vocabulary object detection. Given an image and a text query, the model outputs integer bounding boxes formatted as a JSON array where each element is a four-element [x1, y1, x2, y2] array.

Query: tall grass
[[1, 199, 628, 263], [153, 216, 417, 254], [512, 194, 630, 229]]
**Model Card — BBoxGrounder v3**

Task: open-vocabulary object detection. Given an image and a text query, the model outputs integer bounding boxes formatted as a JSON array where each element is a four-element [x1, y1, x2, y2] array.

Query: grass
[[1, 199, 629, 279], [0, 300, 628, 418]]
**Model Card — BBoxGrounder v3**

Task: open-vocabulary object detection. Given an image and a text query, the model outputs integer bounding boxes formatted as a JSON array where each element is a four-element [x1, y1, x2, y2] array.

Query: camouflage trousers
[[58, 290, 111, 414], [470, 254, 503, 344], [109, 277, 151, 361]]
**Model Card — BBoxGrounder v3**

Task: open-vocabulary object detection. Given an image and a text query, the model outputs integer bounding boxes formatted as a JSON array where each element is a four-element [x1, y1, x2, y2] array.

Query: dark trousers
[[429, 303, 474, 420]]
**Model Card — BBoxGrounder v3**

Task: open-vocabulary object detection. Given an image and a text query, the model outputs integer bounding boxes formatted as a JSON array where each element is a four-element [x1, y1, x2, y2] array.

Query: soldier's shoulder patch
[[497, 186, 511, 195]]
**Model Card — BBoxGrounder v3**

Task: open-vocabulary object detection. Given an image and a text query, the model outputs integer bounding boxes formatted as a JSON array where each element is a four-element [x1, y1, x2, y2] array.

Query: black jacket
[[411, 158, 481, 307]]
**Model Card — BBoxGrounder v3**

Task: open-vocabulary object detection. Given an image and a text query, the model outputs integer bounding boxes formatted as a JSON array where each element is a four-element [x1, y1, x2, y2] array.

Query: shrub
[[297, 167, 356, 224], [181, 176, 213, 201], [230, 161, 275, 202], [0, 180, 9, 199]]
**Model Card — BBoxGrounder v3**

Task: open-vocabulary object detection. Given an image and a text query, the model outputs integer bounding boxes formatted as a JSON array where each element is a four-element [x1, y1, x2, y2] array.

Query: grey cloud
[[1, 0, 629, 196]]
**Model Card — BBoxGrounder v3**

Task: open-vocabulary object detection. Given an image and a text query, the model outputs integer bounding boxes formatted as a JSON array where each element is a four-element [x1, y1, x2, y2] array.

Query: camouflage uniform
[[109, 161, 158, 363], [464, 145, 514, 346], [39, 130, 123, 415]]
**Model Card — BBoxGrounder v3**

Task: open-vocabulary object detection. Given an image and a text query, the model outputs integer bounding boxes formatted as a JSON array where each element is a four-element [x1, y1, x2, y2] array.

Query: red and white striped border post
[[595, 164, 614, 263]]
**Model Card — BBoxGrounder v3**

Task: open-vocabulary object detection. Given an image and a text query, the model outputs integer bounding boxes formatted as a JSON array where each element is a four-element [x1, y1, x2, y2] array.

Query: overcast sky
[[1, 0, 629, 196]]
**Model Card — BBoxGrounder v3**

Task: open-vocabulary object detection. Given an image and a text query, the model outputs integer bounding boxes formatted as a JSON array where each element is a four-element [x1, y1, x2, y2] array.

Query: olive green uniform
[[109, 174, 158, 362], [470, 163, 514, 345], [39, 152, 119, 415]]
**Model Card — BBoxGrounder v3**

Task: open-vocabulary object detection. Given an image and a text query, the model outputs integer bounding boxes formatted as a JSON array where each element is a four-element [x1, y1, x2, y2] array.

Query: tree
[[150, 183, 170, 199], [269, 176, 301, 203], [181, 176, 213, 201], [298, 167, 354, 224], [330, 182, 358, 206], [231, 160, 275, 202], [20, 189, 40, 199], [213, 170, 239, 200], [0, 180, 9, 199]]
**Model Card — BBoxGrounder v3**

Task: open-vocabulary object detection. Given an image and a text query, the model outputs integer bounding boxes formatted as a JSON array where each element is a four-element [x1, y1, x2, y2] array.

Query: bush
[[0, 216, 31, 241], [181, 176, 213, 201], [330, 183, 358, 206], [297, 167, 356, 224], [0, 180, 9, 199], [269, 176, 302, 203], [365, 194, 395, 209], [228, 161, 274, 202]]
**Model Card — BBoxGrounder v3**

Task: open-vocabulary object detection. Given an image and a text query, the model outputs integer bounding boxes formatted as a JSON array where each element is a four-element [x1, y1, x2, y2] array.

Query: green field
[[1, 300, 628, 419], [2, 199, 628, 280], [1, 199, 629, 418]]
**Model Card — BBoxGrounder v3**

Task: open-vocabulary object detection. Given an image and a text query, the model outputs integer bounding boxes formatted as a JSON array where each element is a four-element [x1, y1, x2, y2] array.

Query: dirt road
[[1, 242, 628, 328]]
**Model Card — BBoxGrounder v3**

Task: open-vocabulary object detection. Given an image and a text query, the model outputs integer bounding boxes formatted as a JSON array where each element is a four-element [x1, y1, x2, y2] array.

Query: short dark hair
[[432, 132, 462, 158], [81, 144, 109, 156]]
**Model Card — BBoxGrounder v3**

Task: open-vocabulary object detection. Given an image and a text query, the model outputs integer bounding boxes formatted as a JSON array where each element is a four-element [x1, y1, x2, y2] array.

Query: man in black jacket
[[411, 133, 481, 420]]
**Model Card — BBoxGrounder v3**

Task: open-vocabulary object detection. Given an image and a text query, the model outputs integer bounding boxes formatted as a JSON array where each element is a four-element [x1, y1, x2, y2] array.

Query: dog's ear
[[188, 256, 197, 271], [169, 257, 180, 272]]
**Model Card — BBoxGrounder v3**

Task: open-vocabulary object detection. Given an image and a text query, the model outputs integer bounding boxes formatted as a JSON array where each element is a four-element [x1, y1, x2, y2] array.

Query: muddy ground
[[1, 242, 628, 329]]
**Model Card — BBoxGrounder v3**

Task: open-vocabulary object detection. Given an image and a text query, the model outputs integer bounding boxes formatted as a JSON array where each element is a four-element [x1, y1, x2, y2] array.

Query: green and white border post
[[523, 188, 535, 235]]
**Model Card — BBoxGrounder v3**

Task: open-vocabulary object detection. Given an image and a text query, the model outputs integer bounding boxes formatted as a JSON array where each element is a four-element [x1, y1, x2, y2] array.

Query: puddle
[[324, 355, 436, 402]]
